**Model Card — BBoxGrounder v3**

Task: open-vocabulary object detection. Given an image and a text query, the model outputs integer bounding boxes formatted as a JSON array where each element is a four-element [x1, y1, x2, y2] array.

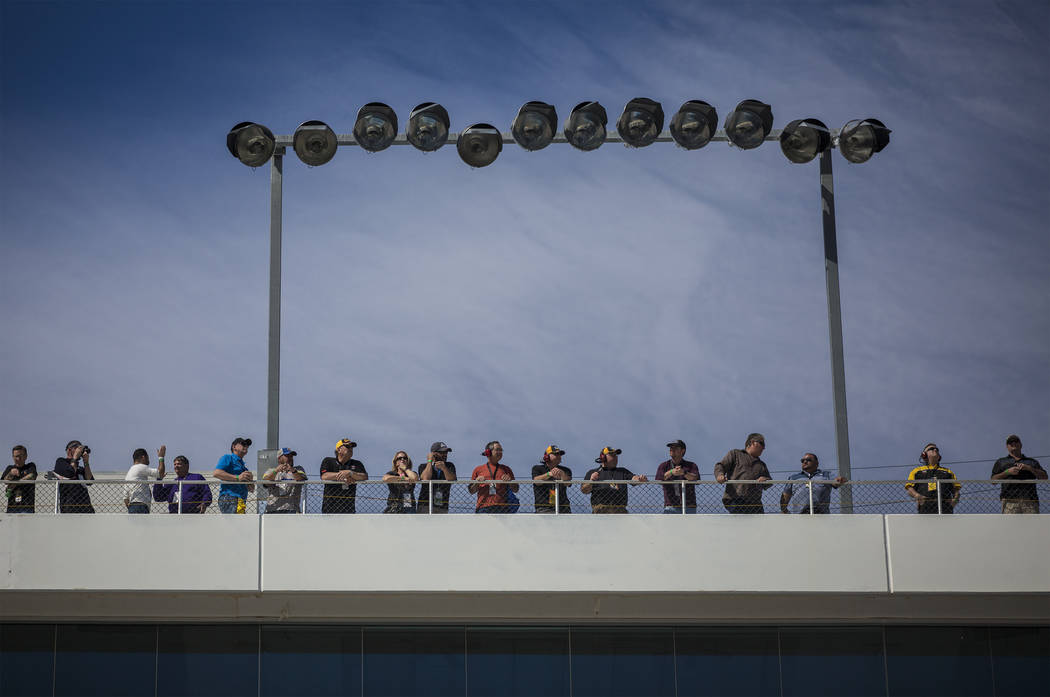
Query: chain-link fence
[[4, 479, 1047, 515]]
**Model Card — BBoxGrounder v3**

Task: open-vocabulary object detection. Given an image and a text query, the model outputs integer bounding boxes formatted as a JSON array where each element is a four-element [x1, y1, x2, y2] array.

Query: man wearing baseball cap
[[418, 441, 457, 514], [262, 447, 308, 514], [532, 445, 572, 514], [991, 435, 1046, 514], [714, 433, 773, 514], [320, 438, 368, 514], [581, 447, 648, 514], [213, 437, 254, 514], [655, 439, 700, 513]]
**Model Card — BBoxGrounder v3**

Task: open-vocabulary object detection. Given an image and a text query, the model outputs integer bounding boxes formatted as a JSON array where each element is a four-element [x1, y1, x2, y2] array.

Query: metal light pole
[[820, 149, 853, 512], [266, 148, 284, 451]]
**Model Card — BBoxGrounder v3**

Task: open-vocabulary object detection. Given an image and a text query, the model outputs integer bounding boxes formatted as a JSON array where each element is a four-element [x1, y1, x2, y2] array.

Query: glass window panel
[[779, 626, 886, 697], [885, 625, 993, 697], [570, 627, 674, 697], [157, 624, 258, 697], [261, 625, 362, 697], [466, 626, 570, 697], [1, 623, 55, 697], [363, 626, 465, 697], [54, 624, 156, 697], [674, 626, 779, 697], [990, 626, 1050, 697]]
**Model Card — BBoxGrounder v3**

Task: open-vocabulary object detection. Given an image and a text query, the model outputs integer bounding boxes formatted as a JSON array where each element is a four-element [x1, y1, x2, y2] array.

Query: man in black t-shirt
[[319, 438, 368, 513], [532, 445, 572, 514], [581, 447, 648, 514], [51, 440, 95, 514], [417, 441, 457, 513], [905, 443, 960, 514], [3, 444, 37, 513], [991, 435, 1046, 514]]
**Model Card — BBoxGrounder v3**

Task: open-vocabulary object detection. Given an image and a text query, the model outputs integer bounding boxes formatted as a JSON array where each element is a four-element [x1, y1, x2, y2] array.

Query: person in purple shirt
[[655, 439, 700, 513], [153, 455, 212, 514]]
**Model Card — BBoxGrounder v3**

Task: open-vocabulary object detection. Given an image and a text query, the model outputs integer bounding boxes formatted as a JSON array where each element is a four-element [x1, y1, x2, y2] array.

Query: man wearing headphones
[[906, 443, 960, 514], [714, 433, 773, 514], [532, 445, 572, 514], [582, 447, 648, 514], [469, 441, 517, 513]]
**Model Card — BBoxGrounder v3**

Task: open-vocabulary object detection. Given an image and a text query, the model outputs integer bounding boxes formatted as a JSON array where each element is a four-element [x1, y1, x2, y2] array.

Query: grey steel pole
[[820, 149, 854, 513], [267, 149, 284, 451]]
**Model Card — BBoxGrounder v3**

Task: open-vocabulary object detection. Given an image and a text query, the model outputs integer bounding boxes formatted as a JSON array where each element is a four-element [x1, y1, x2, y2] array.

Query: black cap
[[666, 439, 686, 449], [430, 441, 452, 453], [232, 437, 252, 449]]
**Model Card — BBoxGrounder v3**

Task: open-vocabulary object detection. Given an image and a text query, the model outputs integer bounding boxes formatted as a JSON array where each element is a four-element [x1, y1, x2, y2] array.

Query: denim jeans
[[663, 506, 697, 514], [218, 494, 244, 514], [127, 502, 150, 514]]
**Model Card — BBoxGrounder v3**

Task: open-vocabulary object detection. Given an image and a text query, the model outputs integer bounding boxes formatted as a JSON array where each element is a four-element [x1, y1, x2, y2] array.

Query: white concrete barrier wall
[[884, 515, 1050, 593], [0, 514, 260, 592], [3, 514, 1049, 596]]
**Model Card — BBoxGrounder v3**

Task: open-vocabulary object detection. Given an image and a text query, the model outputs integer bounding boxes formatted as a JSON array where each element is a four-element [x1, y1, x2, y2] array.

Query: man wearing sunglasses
[[320, 438, 368, 514], [714, 433, 772, 514], [780, 453, 846, 514], [906, 443, 960, 514]]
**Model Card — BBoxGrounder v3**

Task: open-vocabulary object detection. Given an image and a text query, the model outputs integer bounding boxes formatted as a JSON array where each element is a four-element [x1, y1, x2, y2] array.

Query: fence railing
[[3, 478, 1046, 515]]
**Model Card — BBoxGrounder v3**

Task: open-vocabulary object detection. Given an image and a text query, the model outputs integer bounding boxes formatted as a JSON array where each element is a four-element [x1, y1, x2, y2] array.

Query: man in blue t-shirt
[[780, 453, 846, 514], [212, 437, 254, 514]]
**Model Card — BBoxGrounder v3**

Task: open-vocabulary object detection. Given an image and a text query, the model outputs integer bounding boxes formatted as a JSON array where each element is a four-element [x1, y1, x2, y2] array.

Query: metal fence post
[[808, 480, 814, 514], [54, 480, 60, 514], [681, 482, 687, 515], [178, 480, 183, 515], [937, 483, 943, 515], [428, 480, 433, 515], [554, 483, 560, 515]]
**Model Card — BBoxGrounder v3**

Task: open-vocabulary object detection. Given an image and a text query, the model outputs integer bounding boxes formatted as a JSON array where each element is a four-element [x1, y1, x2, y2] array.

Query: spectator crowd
[[2, 434, 1045, 515]]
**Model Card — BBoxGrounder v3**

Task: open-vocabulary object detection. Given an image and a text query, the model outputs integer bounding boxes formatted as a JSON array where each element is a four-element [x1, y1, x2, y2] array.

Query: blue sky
[[1, 0, 1047, 480]]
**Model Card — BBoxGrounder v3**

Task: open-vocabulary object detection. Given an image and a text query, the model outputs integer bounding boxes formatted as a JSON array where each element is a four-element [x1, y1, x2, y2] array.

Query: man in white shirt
[[124, 445, 166, 513]]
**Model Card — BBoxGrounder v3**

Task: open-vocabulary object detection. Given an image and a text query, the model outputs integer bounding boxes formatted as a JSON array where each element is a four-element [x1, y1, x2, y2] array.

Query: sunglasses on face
[[801, 458, 815, 463], [395, 456, 408, 461]]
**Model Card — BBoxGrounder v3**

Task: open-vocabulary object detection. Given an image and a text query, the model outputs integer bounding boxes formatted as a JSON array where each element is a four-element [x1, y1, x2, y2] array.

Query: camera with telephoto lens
[[81, 445, 91, 455]]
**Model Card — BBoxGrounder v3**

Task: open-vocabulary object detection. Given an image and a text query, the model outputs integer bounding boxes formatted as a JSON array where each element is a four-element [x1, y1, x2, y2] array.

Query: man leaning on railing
[[779, 452, 846, 514], [655, 439, 699, 514], [714, 433, 772, 514], [262, 447, 307, 514], [581, 446, 648, 514], [991, 434, 1046, 514]]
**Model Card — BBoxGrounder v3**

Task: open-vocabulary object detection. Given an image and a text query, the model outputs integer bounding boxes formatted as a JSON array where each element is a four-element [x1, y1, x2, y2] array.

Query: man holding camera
[[51, 440, 95, 513], [417, 441, 457, 513], [262, 447, 308, 513], [213, 437, 254, 514]]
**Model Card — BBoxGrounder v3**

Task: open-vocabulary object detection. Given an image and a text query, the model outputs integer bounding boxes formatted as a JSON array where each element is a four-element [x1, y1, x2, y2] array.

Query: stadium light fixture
[[724, 99, 773, 150], [779, 118, 831, 164], [353, 103, 398, 153], [457, 123, 503, 167], [563, 101, 607, 151], [669, 101, 718, 150], [617, 97, 664, 148], [226, 122, 275, 167], [512, 101, 558, 151], [407, 102, 450, 152], [838, 118, 891, 163], [293, 120, 338, 166]]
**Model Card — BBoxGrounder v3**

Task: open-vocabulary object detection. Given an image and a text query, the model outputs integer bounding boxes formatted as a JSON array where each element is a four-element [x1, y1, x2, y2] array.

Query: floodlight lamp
[[838, 118, 891, 163], [226, 122, 275, 167], [407, 102, 450, 152], [563, 101, 607, 151], [779, 118, 831, 164], [617, 97, 664, 148], [293, 120, 338, 166], [353, 103, 398, 152], [457, 123, 503, 168], [724, 99, 773, 150], [512, 101, 557, 151], [670, 101, 717, 150]]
